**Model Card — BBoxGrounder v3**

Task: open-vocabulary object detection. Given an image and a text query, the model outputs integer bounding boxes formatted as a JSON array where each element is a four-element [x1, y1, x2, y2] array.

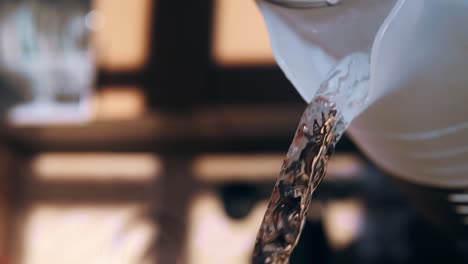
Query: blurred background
[[0, 0, 467, 263]]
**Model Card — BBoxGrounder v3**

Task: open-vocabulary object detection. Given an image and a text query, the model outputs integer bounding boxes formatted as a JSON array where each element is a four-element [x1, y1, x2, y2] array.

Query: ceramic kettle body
[[257, 0, 468, 234]]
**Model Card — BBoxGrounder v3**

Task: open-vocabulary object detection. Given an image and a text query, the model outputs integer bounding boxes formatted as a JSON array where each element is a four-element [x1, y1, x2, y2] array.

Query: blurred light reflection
[[193, 154, 283, 182], [92, 86, 146, 121], [187, 192, 267, 264], [22, 204, 156, 264], [93, 0, 152, 70], [193, 153, 365, 182], [32, 153, 161, 182], [323, 199, 364, 250], [212, 0, 274, 66]]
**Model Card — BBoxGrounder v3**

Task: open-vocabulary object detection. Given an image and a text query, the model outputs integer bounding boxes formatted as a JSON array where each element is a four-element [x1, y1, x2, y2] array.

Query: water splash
[[252, 52, 369, 263]]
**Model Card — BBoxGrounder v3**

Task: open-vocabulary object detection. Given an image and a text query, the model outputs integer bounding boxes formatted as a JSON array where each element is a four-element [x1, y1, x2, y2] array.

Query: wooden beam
[[0, 146, 13, 261], [148, 0, 213, 110], [207, 67, 302, 104], [2, 105, 304, 151]]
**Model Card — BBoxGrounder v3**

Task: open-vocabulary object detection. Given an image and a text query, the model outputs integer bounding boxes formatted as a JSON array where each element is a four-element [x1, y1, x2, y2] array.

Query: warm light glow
[[187, 192, 267, 264], [193, 153, 364, 182], [193, 154, 283, 182], [212, 0, 275, 66], [22, 204, 156, 264], [93, 86, 146, 121], [92, 0, 152, 70], [325, 154, 365, 181], [322, 199, 364, 250], [32, 153, 161, 181]]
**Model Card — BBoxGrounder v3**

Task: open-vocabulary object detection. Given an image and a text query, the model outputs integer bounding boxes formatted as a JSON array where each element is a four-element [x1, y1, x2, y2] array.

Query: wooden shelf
[[1, 105, 305, 152]]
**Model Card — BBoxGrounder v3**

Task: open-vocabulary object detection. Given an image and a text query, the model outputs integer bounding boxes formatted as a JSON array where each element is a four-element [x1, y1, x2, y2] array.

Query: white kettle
[[257, 0, 468, 232]]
